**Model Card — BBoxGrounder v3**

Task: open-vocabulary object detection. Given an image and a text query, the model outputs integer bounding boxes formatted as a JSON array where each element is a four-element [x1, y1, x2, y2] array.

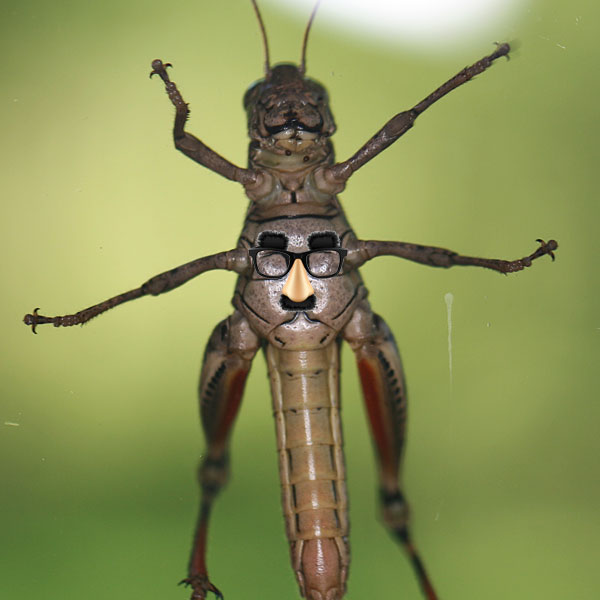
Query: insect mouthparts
[[266, 119, 322, 136]]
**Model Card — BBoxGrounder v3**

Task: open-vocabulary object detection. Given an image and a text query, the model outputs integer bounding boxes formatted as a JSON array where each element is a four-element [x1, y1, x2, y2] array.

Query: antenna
[[299, 0, 322, 75], [251, 0, 271, 75]]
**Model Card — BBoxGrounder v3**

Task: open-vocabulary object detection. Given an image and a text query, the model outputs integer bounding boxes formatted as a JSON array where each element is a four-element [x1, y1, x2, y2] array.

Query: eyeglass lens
[[254, 250, 342, 278]]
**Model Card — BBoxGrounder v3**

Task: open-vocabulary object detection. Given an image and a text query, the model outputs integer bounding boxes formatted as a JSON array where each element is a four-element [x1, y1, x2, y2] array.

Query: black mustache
[[280, 295, 316, 311]]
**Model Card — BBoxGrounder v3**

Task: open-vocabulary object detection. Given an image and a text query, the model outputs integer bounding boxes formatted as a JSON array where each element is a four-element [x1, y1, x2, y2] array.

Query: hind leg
[[343, 301, 438, 600], [183, 310, 259, 599]]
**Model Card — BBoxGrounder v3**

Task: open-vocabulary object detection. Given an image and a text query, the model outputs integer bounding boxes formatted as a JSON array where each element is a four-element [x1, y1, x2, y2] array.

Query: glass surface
[[1, 1, 598, 600]]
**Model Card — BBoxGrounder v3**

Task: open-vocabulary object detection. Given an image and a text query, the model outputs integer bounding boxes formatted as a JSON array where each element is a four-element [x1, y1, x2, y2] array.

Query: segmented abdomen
[[266, 343, 349, 600]]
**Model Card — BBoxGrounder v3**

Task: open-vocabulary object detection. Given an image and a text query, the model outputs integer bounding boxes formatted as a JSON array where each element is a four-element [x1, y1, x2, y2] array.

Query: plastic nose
[[281, 258, 315, 302]]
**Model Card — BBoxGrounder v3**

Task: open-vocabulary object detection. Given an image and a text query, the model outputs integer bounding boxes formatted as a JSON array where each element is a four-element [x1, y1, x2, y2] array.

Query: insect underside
[[24, 4, 557, 600]]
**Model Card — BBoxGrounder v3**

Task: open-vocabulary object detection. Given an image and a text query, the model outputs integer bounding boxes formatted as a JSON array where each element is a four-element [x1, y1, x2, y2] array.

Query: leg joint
[[199, 453, 230, 496]]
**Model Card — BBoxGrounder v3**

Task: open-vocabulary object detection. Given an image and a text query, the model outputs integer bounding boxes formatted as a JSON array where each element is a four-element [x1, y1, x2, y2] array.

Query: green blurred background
[[2, 1, 598, 598]]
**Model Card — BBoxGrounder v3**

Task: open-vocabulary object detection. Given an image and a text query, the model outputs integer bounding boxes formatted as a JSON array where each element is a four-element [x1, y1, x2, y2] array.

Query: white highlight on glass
[[269, 0, 525, 50]]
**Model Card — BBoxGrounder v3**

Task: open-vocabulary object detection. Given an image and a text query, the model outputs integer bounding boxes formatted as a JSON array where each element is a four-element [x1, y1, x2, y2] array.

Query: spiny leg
[[23, 248, 248, 332], [346, 238, 557, 274], [149, 60, 256, 186], [182, 311, 259, 600], [343, 301, 438, 600], [319, 43, 511, 188]]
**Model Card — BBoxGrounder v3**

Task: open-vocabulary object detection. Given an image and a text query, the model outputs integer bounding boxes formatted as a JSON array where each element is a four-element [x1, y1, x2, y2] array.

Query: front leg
[[346, 238, 557, 274], [316, 43, 511, 190], [150, 60, 257, 186]]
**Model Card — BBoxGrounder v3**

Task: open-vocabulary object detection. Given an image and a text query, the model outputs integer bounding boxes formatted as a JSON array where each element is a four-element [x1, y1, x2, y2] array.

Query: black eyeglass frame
[[248, 247, 348, 279]]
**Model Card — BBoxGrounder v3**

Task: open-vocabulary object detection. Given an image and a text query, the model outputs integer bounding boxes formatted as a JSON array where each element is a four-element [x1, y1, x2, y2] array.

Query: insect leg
[[317, 44, 510, 189], [23, 248, 249, 332], [343, 301, 438, 600], [346, 238, 557, 274], [182, 310, 260, 600], [149, 60, 257, 186]]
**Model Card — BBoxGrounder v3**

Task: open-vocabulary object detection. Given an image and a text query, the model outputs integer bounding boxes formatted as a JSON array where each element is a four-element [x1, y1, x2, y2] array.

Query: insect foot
[[23, 307, 91, 331], [502, 238, 558, 273], [179, 574, 223, 600], [149, 59, 172, 82], [23, 308, 44, 334], [535, 238, 558, 261]]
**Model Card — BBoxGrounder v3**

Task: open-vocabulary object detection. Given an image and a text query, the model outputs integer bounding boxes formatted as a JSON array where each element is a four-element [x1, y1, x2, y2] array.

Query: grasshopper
[[24, 2, 557, 599]]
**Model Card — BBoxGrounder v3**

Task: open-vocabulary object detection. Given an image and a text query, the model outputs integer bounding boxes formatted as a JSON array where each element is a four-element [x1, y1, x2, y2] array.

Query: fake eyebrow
[[308, 232, 339, 249], [258, 231, 288, 249]]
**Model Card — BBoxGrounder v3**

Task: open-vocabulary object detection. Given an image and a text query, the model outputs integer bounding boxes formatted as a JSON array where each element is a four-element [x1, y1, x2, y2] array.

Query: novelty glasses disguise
[[248, 248, 348, 279]]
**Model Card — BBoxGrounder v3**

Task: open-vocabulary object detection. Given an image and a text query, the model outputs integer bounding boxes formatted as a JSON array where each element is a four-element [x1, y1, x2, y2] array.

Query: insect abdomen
[[266, 343, 349, 600]]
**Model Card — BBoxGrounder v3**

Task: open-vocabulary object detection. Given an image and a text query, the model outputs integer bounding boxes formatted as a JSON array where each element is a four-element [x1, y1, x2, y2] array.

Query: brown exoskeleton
[[23, 2, 557, 599]]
